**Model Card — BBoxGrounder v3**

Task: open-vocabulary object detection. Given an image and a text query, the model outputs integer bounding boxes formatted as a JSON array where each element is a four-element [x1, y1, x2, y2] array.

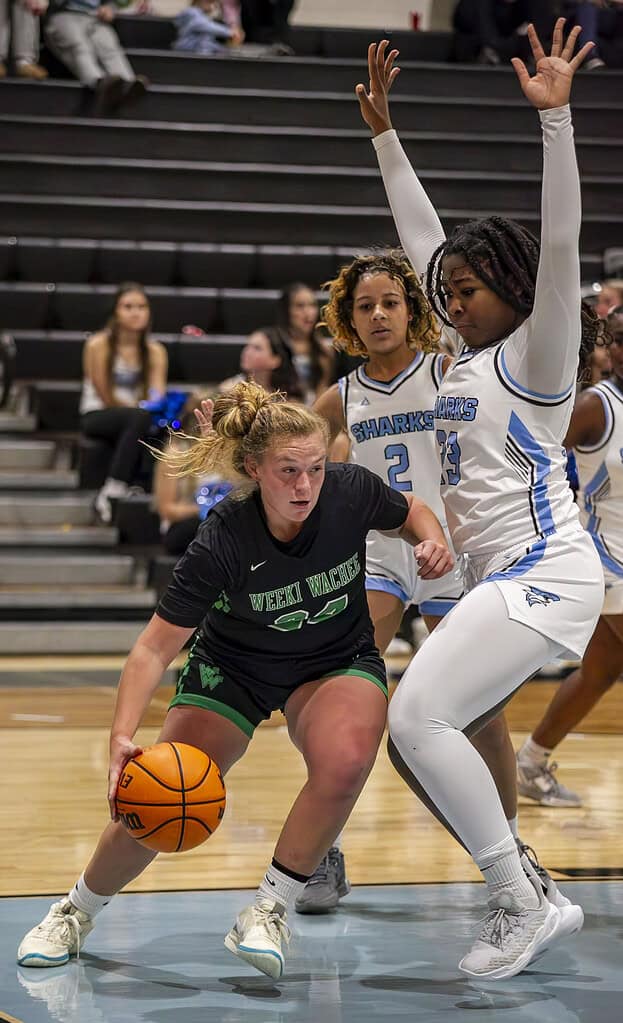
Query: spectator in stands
[[452, 0, 557, 64], [220, 325, 304, 398], [174, 0, 244, 55], [79, 282, 168, 523], [44, 0, 148, 114], [0, 0, 48, 78], [595, 278, 623, 319], [263, 283, 335, 403], [240, 0, 295, 52]]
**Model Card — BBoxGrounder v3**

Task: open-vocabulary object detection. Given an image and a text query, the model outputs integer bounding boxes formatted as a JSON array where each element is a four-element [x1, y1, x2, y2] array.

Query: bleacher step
[[0, 525, 117, 546], [0, 587, 156, 608], [0, 553, 134, 585], [0, 494, 95, 526], [0, 439, 56, 470], [0, 411, 36, 432], [0, 468, 78, 490], [0, 621, 146, 654]]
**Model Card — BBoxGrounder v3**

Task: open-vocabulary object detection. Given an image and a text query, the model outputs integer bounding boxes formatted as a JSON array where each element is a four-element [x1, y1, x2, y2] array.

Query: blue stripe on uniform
[[508, 411, 555, 536], [590, 533, 623, 578], [419, 598, 459, 617], [500, 348, 574, 402], [365, 575, 409, 604], [485, 536, 548, 584]]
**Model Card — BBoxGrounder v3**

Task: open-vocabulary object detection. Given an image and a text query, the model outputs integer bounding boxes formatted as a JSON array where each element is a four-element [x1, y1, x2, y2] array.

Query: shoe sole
[[459, 903, 560, 981], [16, 951, 70, 967], [224, 929, 284, 980], [530, 904, 584, 962]]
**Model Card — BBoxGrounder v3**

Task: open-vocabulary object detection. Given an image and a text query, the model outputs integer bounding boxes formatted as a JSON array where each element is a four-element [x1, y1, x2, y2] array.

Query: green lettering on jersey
[[305, 553, 360, 598], [249, 581, 303, 614]]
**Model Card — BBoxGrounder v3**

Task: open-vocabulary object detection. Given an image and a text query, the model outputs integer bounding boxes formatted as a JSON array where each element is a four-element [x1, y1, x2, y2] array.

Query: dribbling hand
[[356, 40, 400, 137], [193, 398, 214, 438], [511, 18, 595, 111], [414, 541, 454, 580], [108, 735, 143, 821]]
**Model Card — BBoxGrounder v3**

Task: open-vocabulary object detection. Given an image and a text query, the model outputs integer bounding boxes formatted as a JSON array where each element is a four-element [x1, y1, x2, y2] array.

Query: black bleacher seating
[[13, 331, 245, 383], [111, 16, 454, 62]]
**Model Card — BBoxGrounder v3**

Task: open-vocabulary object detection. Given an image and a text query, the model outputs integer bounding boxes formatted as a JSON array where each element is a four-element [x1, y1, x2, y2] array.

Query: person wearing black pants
[[79, 283, 168, 522], [453, 0, 557, 64]]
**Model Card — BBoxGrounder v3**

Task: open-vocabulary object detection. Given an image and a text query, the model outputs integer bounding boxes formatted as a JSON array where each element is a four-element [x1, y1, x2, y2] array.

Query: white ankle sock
[[256, 859, 309, 910], [507, 815, 519, 840], [68, 874, 112, 918], [332, 832, 343, 852], [476, 835, 538, 908], [520, 736, 551, 766]]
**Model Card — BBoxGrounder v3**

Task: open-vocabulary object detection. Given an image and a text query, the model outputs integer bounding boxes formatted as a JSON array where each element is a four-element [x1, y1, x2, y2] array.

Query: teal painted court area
[[2, 883, 622, 1023]]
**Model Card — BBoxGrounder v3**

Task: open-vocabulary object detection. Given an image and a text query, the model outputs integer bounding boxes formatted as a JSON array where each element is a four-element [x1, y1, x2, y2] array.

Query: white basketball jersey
[[575, 380, 623, 576], [435, 340, 580, 558], [340, 352, 446, 522]]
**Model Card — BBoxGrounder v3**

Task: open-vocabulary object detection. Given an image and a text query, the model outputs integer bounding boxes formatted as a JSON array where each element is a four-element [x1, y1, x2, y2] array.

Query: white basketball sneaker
[[17, 899, 94, 967], [459, 861, 560, 980], [224, 899, 290, 980], [518, 842, 584, 956]]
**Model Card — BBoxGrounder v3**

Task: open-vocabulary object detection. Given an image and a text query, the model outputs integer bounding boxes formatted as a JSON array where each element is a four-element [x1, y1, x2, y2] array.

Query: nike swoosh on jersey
[[251, 561, 267, 571]]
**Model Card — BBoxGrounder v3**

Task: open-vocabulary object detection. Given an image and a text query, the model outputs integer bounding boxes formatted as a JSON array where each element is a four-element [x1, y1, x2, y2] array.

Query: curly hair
[[425, 215, 603, 380], [320, 249, 440, 358]]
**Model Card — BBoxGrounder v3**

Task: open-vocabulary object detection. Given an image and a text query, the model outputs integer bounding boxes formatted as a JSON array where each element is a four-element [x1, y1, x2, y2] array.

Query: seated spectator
[[79, 282, 168, 523], [44, 0, 148, 114], [595, 278, 623, 319], [174, 0, 244, 55], [263, 282, 334, 403], [452, 0, 556, 64], [220, 325, 305, 398], [154, 403, 233, 556], [240, 0, 294, 51], [0, 0, 48, 78]]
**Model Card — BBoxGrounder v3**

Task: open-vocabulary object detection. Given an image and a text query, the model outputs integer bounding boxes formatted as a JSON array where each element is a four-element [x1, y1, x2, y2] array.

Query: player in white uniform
[[358, 23, 604, 979], [517, 305, 621, 806]]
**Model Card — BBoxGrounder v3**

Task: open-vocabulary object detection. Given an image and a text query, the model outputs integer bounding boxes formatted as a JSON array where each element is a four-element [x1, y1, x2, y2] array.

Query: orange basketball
[[115, 742, 226, 853]]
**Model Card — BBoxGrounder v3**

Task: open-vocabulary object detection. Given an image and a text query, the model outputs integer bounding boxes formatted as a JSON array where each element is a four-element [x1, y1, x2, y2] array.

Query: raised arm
[[504, 20, 594, 397], [356, 41, 446, 278]]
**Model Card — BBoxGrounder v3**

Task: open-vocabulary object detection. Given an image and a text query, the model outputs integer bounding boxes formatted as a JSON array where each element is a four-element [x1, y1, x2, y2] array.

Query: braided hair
[[425, 215, 603, 380]]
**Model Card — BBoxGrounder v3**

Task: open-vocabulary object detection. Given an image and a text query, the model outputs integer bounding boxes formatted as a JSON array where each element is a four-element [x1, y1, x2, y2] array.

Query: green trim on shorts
[[317, 667, 388, 699], [169, 692, 256, 738]]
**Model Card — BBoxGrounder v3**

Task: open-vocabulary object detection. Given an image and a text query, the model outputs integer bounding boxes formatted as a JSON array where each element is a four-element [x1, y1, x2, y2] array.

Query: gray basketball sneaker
[[295, 847, 351, 914], [516, 756, 582, 807]]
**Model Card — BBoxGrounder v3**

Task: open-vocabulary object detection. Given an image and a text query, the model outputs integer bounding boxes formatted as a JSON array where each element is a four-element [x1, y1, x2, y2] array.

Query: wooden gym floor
[[2, 658, 622, 897]]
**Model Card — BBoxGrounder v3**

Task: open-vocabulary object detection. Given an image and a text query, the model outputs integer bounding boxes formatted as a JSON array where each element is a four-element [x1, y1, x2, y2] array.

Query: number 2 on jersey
[[384, 443, 413, 492], [437, 429, 462, 485]]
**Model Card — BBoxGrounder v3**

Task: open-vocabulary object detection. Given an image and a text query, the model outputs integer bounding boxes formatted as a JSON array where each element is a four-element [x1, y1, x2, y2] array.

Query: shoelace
[[479, 905, 527, 952], [257, 908, 291, 947], [38, 909, 84, 960], [518, 842, 550, 895]]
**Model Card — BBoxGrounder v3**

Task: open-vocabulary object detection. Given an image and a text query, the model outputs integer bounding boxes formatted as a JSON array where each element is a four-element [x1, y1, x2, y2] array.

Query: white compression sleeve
[[503, 105, 582, 398], [372, 129, 446, 279]]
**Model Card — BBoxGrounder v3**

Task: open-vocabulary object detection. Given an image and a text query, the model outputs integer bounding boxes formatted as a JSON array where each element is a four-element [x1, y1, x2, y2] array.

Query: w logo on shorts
[[523, 585, 560, 607], [200, 664, 224, 691]]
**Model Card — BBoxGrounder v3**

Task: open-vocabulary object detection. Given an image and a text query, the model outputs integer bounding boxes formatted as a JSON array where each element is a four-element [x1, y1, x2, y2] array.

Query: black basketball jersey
[[157, 463, 408, 671]]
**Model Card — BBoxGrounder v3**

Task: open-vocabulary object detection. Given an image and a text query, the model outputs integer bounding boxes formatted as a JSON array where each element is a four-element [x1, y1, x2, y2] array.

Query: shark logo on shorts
[[523, 585, 560, 608]]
